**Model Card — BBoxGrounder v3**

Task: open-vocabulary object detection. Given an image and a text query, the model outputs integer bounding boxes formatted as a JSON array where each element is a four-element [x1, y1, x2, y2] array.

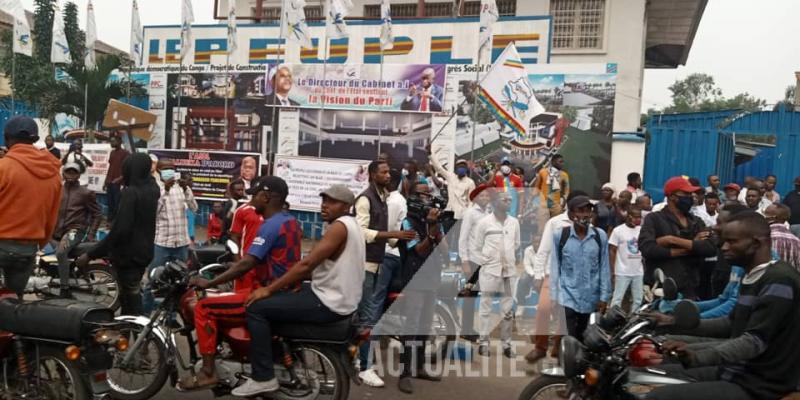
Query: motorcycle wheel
[[517, 375, 569, 400], [72, 267, 120, 311], [429, 303, 457, 363], [107, 324, 170, 400], [293, 345, 351, 400], [7, 345, 90, 400]]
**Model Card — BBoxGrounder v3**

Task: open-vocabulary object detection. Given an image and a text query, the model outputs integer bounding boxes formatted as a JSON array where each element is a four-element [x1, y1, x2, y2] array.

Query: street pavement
[[148, 340, 544, 400]]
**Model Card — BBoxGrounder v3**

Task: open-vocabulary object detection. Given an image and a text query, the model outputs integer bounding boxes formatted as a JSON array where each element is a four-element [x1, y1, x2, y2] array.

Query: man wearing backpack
[[550, 195, 611, 342]]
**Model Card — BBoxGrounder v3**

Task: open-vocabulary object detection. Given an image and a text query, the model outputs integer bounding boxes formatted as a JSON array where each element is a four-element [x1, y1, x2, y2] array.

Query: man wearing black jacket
[[639, 177, 717, 299], [783, 176, 800, 237], [78, 153, 159, 315], [647, 212, 800, 400]]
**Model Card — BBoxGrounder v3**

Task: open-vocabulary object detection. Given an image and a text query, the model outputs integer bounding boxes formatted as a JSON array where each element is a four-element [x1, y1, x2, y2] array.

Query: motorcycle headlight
[[560, 336, 587, 378], [583, 324, 611, 353]]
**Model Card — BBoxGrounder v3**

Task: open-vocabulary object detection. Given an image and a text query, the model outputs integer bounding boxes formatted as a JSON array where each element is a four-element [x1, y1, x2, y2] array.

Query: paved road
[[146, 340, 544, 400]]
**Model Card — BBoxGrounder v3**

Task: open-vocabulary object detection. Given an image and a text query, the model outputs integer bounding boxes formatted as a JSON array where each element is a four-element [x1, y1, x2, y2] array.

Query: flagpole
[[377, 46, 384, 156], [10, 51, 15, 114], [318, 6, 330, 158], [84, 83, 88, 130], [224, 51, 230, 140], [268, 0, 288, 165], [469, 44, 483, 163]]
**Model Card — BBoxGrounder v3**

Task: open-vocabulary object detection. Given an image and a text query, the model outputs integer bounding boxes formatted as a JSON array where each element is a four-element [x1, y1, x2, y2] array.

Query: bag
[[557, 225, 603, 267]]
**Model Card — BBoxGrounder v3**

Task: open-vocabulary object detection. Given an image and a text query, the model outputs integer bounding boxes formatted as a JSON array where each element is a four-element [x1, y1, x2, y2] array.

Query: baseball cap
[[319, 184, 355, 205], [567, 195, 593, 210], [724, 183, 741, 192], [663, 176, 701, 196], [601, 182, 616, 193], [246, 176, 289, 198], [62, 162, 82, 174], [3, 115, 38, 142], [455, 159, 468, 166]]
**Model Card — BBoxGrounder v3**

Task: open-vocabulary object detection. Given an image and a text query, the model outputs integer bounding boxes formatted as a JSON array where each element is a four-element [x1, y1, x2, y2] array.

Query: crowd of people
[[3, 114, 800, 398]]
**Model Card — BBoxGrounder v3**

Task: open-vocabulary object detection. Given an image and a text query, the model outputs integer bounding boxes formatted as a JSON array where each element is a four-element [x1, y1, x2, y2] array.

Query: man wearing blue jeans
[[142, 159, 197, 315], [232, 184, 365, 397]]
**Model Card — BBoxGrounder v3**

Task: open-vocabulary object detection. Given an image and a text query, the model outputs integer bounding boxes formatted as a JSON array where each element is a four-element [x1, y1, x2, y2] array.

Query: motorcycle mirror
[[226, 239, 240, 255], [654, 268, 666, 285], [673, 300, 700, 330]]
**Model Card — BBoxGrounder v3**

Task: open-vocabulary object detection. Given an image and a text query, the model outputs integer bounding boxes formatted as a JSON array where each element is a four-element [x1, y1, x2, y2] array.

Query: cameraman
[[396, 182, 446, 394]]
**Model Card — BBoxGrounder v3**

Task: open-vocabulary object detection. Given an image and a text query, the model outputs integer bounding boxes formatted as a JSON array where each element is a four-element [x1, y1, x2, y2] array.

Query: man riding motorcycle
[[183, 176, 302, 391], [646, 211, 800, 400], [52, 162, 102, 297]]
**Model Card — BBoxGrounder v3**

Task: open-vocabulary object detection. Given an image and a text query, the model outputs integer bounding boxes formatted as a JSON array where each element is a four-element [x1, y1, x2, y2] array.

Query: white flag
[[479, 0, 498, 53], [5, 0, 32, 56], [85, 0, 97, 68], [227, 0, 237, 54], [379, 0, 393, 51], [478, 44, 544, 138], [285, 0, 312, 48], [326, 0, 352, 39], [131, 0, 144, 66], [181, 0, 195, 62], [51, 5, 71, 64]]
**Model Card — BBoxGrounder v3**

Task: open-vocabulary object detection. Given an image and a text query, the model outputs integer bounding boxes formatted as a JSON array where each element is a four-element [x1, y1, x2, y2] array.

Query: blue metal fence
[[0, 99, 38, 146]]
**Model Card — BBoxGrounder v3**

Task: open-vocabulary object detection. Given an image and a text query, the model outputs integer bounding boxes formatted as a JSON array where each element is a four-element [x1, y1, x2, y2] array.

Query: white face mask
[[500, 165, 512, 175], [401, 168, 409, 177]]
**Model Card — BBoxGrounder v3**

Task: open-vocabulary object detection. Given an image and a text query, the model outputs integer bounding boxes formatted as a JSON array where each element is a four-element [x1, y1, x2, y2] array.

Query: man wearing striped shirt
[[765, 204, 800, 271]]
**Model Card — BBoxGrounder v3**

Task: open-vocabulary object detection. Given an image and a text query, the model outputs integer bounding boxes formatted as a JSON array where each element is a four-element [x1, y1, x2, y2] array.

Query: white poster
[[54, 143, 112, 193], [274, 155, 370, 212], [277, 109, 300, 156], [431, 114, 456, 169]]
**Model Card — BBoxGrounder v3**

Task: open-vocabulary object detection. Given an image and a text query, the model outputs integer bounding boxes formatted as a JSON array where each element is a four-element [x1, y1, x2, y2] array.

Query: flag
[[326, 0, 352, 39], [51, 5, 71, 64], [285, 0, 312, 48], [181, 0, 195, 61], [85, 0, 97, 69], [5, 0, 32, 56], [379, 0, 393, 51], [478, 43, 544, 138], [131, 0, 144, 66], [479, 0, 498, 52], [227, 0, 237, 54]]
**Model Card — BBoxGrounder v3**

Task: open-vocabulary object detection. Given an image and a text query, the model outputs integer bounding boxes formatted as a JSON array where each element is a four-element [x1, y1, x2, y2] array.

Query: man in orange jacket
[[0, 116, 62, 298]]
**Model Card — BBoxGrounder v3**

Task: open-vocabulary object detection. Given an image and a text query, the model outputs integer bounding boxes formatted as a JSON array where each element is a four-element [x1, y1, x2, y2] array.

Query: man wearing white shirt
[[429, 151, 476, 222], [692, 193, 720, 228], [471, 190, 520, 358], [457, 184, 491, 341]]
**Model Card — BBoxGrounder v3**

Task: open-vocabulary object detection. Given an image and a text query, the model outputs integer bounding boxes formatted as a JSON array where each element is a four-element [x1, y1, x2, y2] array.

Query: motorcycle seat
[[68, 242, 96, 259], [273, 315, 355, 343], [191, 244, 227, 265], [0, 298, 114, 342]]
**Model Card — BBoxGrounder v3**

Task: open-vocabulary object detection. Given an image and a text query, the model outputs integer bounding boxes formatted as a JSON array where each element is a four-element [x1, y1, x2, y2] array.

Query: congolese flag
[[478, 43, 545, 138]]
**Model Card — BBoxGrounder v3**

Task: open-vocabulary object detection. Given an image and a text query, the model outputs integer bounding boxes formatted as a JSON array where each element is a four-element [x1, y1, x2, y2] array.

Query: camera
[[407, 194, 454, 227]]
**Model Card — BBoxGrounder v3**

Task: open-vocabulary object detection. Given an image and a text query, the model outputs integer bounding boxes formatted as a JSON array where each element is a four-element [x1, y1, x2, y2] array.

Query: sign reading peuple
[[142, 16, 551, 67]]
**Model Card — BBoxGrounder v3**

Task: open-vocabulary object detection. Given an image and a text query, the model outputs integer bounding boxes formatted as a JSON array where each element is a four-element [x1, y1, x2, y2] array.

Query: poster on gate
[[53, 143, 111, 193], [148, 149, 261, 200], [273, 155, 370, 212], [267, 63, 447, 113]]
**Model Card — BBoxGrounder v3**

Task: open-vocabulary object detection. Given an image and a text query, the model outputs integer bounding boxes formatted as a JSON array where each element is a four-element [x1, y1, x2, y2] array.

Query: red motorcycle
[[0, 287, 129, 400], [106, 242, 361, 400]]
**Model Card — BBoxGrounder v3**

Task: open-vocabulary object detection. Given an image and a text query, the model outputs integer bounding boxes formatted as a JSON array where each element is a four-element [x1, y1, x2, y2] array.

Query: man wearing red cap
[[638, 177, 717, 299], [723, 183, 741, 204]]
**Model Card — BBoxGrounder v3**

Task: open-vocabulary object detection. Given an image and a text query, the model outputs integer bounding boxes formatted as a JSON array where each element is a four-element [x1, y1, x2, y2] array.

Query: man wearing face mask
[[534, 155, 569, 217], [428, 147, 475, 226], [550, 195, 611, 342], [493, 159, 524, 218], [142, 159, 199, 315], [639, 176, 717, 300], [51, 163, 102, 298]]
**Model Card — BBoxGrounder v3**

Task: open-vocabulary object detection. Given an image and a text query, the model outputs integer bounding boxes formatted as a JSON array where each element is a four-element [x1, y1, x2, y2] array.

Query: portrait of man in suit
[[268, 64, 300, 106], [401, 67, 443, 112]]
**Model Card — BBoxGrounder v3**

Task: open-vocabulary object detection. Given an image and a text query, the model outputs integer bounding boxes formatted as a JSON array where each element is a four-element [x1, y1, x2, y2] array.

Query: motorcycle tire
[[85, 267, 121, 311], [431, 303, 458, 363], [294, 345, 351, 400], [107, 324, 170, 400], [35, 345, 90, 400], [517, 375, 569, 400]]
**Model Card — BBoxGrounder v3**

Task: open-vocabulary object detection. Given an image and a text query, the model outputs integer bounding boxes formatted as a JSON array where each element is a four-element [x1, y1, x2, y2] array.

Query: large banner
[[444, 63, 618, 195], [273, 155, 370, 212], [267, 63, 447, 113], [142, 17, 551, 67], [148, 149, 261, 200]]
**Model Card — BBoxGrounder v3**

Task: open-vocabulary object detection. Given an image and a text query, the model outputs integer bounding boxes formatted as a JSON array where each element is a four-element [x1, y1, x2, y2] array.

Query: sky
[[17, 0, 800, 113]]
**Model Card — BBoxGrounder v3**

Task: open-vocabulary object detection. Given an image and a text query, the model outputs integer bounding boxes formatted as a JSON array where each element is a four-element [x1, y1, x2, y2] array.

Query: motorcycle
[[517, 299, 702, 400], [28, 241, 120, 310], [106, 241, 360, 400], [0, 287, 130, 400]]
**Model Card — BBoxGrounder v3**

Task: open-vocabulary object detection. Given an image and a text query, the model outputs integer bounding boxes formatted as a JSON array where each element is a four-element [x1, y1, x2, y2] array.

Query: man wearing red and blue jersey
[[182, 177, 301, 391]]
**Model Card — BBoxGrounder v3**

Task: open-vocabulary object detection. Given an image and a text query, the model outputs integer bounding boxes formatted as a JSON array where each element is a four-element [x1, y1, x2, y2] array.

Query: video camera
[[407, 193, 455, 227]]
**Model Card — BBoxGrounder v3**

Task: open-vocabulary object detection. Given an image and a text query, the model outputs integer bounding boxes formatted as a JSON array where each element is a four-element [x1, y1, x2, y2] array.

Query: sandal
[[177, 371, 219, 391]]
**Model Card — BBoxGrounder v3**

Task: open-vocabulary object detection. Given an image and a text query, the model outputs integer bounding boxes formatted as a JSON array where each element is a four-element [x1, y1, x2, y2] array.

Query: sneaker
[[359, 368, 385, 388], [524, 349, 547, 364], [398, 376, 413, 394], [231, 377, 279, 397], [478, 345, 490, 357]]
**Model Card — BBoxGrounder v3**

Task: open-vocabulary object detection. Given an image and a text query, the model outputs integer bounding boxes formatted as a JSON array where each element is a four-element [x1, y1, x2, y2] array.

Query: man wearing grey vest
[[355, 160, 416, 387]]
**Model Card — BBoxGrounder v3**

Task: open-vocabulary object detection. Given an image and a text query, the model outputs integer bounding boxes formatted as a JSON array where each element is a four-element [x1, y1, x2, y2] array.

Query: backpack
[[557, 225, 603, 267]]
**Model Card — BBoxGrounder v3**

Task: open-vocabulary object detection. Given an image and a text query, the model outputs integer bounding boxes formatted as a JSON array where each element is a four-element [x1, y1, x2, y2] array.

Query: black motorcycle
[[0, 293, 130, 400]]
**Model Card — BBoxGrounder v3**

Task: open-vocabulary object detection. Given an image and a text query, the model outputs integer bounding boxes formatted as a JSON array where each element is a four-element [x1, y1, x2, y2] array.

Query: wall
[[609, 134, 645, 194]]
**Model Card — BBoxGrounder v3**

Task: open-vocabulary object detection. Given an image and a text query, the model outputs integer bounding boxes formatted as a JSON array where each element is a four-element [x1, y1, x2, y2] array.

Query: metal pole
[[377, 46, 384, 157], [317, 15, 329, 158], [84, 82, 88, 130], [176, 63, 183, 149], [469, 43, 484, 163], [268, 0, 288, 168], [224, 51, 230, 141], [10, 51, 15, 114]]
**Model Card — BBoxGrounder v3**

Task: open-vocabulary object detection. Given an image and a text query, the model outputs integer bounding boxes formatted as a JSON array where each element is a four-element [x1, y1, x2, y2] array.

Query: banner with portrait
[[273, 155, 370, 212], [266, 63, 447, 113], [148, 149, 261, 200]]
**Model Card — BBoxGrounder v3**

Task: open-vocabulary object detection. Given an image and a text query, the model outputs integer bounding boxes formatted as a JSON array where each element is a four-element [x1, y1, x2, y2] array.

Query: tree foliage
[[63, 1, 85, 69], [33, 0, 55, 63]]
